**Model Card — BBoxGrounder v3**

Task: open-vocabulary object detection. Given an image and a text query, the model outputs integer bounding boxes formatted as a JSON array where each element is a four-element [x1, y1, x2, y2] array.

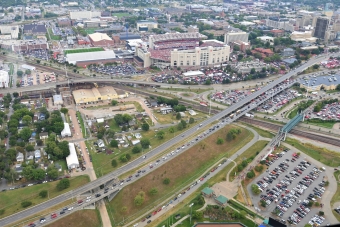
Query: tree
[[110, 140, 118, 148], [251, 184, 261, 195], [319, 211, 324, 216], [47, 168, 58, 179], [246, 49, 252, 55], [237, 54, 244, 61], [60, 108, 68, 114], [111, 100, 118, 106], [132, 146, 142, 154], [56, 178, 70, 191], [189, 117, 195, 124], [149, 187, 158, 195], [177, 122, 184, 130], [216, 138, 224, 145], [134, 191, 145, 206], [13, 92, 19, 98], [140, 138, 150, 149], [21, 201, 32, 208], [141, 123, 149, 131], [39, 190, 48, 198], [254, 165, 263, 172], [23, 165, 34, 180], [114, 114, 124, 125], [176, 112, 181, 120], [25, 69, 31, 75], [17, 70, 23, 77], [19, 127, 32, 141], [111, 159, 118, 167], [163, 178, 170, 185], [121, 206, 128, 213], [250, 68, 256, 74], [313, 64, 320, 69], [315, 202, 320, 206], [25, 144, 35, 152], [260, 199, 266, 207], [233, 45, 240, 52], [192, 211, 203, 220], [22, 115, 32, 125], [156, 131, 165, 139], [168, 127, 175, 133], [246, 170, 255, 179], [122, 114, 133, 124], [33, 169, 46, 180]]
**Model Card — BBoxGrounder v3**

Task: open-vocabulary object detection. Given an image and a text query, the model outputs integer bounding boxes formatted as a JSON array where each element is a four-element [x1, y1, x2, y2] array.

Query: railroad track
[[240, 117, 340, 147]]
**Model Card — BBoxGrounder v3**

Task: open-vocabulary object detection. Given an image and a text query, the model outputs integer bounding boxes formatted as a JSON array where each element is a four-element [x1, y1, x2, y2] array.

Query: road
[[0, 55, 333, 226]]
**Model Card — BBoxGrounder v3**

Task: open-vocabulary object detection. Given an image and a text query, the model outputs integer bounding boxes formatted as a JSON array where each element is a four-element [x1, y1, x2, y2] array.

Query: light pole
[[189, 203, 194, 224]]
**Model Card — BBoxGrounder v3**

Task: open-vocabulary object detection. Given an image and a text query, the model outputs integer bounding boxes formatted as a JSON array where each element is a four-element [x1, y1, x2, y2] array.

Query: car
[[78, 200, 83, 205], [147, 220, 152, 224], [60, 210, 65, 215], [146, 214, 152, 219], [28, 223, 36, 227], [39, 218, 46, 223], [51, 213, 57, 219], [68, 207, 74, 211], [27, 184, 33, 187], [86, 199, 91, 202], [86, 196, 92, 199]]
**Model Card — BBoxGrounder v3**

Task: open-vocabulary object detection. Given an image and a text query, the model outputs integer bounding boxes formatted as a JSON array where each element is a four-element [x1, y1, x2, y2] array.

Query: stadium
[[135, 32, 231, 69]]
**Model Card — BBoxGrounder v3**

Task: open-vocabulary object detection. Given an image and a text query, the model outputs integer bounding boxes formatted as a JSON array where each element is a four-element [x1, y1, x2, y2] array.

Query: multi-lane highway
[[0, 55, 331, 226]]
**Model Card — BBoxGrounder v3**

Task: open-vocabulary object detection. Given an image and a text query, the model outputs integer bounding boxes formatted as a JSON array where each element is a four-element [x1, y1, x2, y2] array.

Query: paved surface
[[0, 54, 334, 226]]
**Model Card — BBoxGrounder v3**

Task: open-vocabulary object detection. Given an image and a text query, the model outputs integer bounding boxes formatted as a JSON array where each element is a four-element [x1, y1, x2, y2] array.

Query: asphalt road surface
[[0, 54, 333, 226]]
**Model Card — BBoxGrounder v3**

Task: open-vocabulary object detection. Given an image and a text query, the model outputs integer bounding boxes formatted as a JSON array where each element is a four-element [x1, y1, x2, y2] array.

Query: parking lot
[[249, 149, 329, 226], [307, 101, 340, 120], [20, 71, 55, 87], [26, 49, 49, 61], [210, 88, 261, 105], [88, 64, 145, 76], [257, 89, 301, 113]]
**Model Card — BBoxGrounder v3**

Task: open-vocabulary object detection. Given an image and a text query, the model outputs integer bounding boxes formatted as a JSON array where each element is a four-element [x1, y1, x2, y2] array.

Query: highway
[[0, 55, 331, 226]]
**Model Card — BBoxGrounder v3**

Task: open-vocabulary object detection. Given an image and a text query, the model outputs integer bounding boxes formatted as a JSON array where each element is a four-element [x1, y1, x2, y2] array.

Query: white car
[[27, 184, 33, 187], [86, 199, 91, 202], [86, 196, 92, 200], [42, 181, 47, 183], [68, 207, 74, 211]]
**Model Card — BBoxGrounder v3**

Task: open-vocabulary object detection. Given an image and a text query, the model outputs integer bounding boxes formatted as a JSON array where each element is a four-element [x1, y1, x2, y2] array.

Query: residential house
[[35, 150, 41, 160], [269, 29, 285, 37], [39, 113, 46, 121], [16, 152, 24, 162], [282, 58, 298, 65], [39, 132, 48, 140], [135, 133, 142, 139], [160, 107, 173, 114], [282, 48, 295, 57], [131, 139, 140, 145], [147, 100, 158, 107], [135, 113, 143, 120], [251, 48, 274, 58], [26, 152, 34, 161], [33, 115, 38, 122], [97, 139, 105, 148], [15, 164, 23, 173]]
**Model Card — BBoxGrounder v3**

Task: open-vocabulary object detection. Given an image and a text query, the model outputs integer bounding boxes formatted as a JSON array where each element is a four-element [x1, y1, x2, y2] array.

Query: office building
[[314, 18, 329, 39]]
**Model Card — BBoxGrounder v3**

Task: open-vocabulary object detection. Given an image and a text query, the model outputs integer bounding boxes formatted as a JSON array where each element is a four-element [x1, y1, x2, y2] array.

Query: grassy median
[[106, 125, 253, 225]]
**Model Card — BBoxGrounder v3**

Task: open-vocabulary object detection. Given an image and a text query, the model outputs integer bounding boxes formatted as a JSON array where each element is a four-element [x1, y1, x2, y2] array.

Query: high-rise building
[[314, 18, 329, 39]]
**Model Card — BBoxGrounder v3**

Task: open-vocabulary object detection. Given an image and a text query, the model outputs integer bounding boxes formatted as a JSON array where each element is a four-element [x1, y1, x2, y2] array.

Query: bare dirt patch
[[45, 210, 100, 227]]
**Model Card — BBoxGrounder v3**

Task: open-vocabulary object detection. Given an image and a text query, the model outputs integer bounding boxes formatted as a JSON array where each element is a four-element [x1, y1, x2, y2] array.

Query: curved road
[[0, 55, 332, 226]]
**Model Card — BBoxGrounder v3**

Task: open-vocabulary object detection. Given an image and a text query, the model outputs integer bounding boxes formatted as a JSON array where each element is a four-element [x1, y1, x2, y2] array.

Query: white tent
[[66, 143, 79, 169], [21, 64, 36, 71], [61, 123, 72, 137]]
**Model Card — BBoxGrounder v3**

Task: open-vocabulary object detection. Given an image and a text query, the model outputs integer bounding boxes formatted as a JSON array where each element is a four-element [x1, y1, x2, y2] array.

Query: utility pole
[[189, 203, 194, 224]]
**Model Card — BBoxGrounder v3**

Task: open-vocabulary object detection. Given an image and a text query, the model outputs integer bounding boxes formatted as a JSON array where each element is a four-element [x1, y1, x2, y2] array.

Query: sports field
[[84, 28, 96, 34], [112, 12, 130, 18], [64, 48, 104, 55]]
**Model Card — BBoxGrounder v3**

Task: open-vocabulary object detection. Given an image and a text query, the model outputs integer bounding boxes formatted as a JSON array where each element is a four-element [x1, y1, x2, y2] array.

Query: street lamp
[[189, 203, 194, 224]]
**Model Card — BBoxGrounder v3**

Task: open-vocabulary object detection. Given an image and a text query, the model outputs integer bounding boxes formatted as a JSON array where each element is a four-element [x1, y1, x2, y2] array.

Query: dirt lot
[[108, 125, 252, 222], [45, 210, 100, 227]]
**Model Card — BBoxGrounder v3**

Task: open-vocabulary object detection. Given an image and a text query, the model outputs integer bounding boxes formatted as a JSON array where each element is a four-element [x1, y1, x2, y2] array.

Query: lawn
[[8, 63, 14, 75], [153, 112, 177, 124], [112, 12, 131, 18], [107, 125, 253, 224], [288, 100, 314, 119], [285, 137, 340, 167], [229, 140, 268, 181], [76, 111, 86, 138], [0, 175, 89, 219], [158, 87, 213, 94], [305, 119, 338, 129], [45, 210, 101, 227], [64, 48, 104, 55], [47, 28, 61, 41], [332, 170, 340, 222], [84, 28, 96, 34], [241, 123, 274, 138], [56, 160, 67, 172]]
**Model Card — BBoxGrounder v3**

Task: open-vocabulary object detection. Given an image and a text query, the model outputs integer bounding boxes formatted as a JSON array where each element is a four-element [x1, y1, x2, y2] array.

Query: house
[[26, 152, 34, 161], [180, 112, 186, 117], [131, 139, 140, 145], [53, 94, 63, 105], [128, 119, 136, 126], [97, 139, 105, 148], [66, 143, 79, 169], [282, 48, 295, 57], [189, 110, 197, 116], [201, 187, 214, 197], [39, 132, 48, 140], [33, 115, 38, 122], [148, 100, 158, 107], [61, 123, 72, 137], [251, 48, 274, 58], [135, 113, 143, 120], [215, 195, 228, 206], [16, 152, 24, 162], [282, 58, 298, 65], [160, 107, 173, 114], [39, 113, 46, 121], [35, 150, 41, 160], [15, 164, 23, 173], [135, 133, 142, 139], [269, 29, 285, 37]]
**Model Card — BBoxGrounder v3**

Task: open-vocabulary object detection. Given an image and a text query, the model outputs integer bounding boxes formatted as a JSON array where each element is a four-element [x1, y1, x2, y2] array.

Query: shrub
[[21, 201, 32, 208], [56, 178, 70, 191], [163, 178, 170, 185], [319, 211, 324, 216], [246, 170, 255, 179], [251, 184, 261, 195], [111, 159, 117, 167], [216, 138, 224, 145], [39, 190, 48, 198], [254, 165, 263, 172], [0, 209, 4, 215], [149, 188, 158, 195], [132, 146, 142, 154]]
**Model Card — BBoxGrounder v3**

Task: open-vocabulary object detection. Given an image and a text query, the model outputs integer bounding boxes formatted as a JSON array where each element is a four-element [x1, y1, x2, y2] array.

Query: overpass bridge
[[0, 54, 333, 226]]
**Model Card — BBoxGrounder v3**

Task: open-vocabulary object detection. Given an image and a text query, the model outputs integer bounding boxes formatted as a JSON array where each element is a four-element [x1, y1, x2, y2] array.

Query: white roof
[[66, 51, 116, 63], [89, 32, 112, 42], [182, 71, 204, 77], [66, 143, 79, 168], [61, 123, 72, 136], [21, 64, 36, 70], [53, 94, 62, 102]]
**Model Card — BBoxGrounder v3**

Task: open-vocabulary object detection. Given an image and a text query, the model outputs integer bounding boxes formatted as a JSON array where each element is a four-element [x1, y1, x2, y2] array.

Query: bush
[[0, 209, 4, 215], [140, 138, 150, 149], [254, 165, 263, 172], [319, 211, 324, 216], [110, 140, 118, 148], [39, 190, 48, 198], [56, 178, 70, 191], [315, 202, 320, 207], [251, 184, 261, 195], [216, 138, 224, 145], [111, 159, 117, 167], [141, 123, 149, 131], [163, 178, 170, 185], [260, 200, 266, 207], [21, 201, 32, 208], [149, 187, 158, 195], [132, 146, 142, 154], [246, 170, 255, 179]]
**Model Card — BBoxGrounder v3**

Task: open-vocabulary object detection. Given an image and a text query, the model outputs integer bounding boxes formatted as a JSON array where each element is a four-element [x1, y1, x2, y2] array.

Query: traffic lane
[[0, 55, 332, 225]]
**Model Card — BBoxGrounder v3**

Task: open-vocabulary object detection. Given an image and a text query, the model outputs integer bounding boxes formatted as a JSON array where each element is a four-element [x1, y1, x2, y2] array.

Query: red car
[[152, 211, 157, 215], [51, 213, 57, 219]]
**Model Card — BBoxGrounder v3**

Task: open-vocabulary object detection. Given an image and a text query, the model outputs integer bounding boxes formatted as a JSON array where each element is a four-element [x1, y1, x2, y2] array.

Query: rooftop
[[66, 50, 116, 63], [201, 187, 214, 195], [215, 195, 228, 204], [88, 32, 112, 42]]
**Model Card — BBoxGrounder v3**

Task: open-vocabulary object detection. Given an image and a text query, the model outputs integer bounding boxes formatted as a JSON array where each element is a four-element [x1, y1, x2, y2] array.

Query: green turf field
[[64, 48, 104, 55], [112, 12, 130, 18], [84, 28, 96, 34]]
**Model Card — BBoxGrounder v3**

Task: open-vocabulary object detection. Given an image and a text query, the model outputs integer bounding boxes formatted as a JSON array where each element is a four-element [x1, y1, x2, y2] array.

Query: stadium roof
[[149, 32, 207, 43], [66, 51, 116, 64], [88, 32, 112, 42]]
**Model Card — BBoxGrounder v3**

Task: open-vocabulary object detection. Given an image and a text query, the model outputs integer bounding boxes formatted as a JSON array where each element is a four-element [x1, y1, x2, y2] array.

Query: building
[[231, 61, 269, 73], [73, 86, 119, 104], [201, 187, 214, 197], [0, 25, 19, 39], [257, 36, 274, 44], [61, 123, 72, 137], [251, 48, 274, 58], [282, 48, 295, 57], [39, 132, 49, 140], [270, 29, 285, 37], [187, 25, 199, 33], [66, 143, 79, 169], [57, 18, 72, 27], [23, 24, 46, 35], [69, 11, 101, 20], [16, 152, 24, 162], [193, 223, 246, 227], [215, 195, 228, 206], [265, 18, 294, 32], [35, 150, 41, 160], [0, 70, 9, 88], [314, 18, 329, 39], [136, 20, 158, 32], [224, 29, 249, 44], [53, 94, 63, 105], [88, 32, 115, 47], [290, 31, 317, 42], [65, 50, 116, 66], [300, 74, 340, 91]]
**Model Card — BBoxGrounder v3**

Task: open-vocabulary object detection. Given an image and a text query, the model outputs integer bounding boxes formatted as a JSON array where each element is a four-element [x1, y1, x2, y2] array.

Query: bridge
[[270, 112, 305, 147], [0, 54, 332, 226]]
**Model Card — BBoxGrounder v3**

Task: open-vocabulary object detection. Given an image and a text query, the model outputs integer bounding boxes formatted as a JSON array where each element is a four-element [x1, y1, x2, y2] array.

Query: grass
[[84, 28, 97, 34], [0, 175, 89, 219], [332, 170, 340, 222], [153, 112, 177, 124], [64, 48, 104, 55], [285, 137, 340, 167], [305, 119, 338, 129], [47, 28, 61, 40], [45, 210, 101, 227], [158, 87, 213, 94], [228, 200, 263, 219], [112, 12, 131, 18], [55, 160, 67, 172], [8, 63, 14, 75], [76, 111, 86, 138], [288, 100, 314, 119], [241, 123, 275, 138], [229, 140, 268, 181], [107, 125, 253, 224]]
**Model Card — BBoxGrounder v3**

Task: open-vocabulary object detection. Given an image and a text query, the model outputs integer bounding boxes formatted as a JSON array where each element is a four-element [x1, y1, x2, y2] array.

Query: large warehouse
[[88, 32, 115, 47], [0, 70, 9, 88], [66, 143, 79, 169], [65, 50, 116, 66], [300, 75, 340, 91], [73, 86, 128, 104]]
